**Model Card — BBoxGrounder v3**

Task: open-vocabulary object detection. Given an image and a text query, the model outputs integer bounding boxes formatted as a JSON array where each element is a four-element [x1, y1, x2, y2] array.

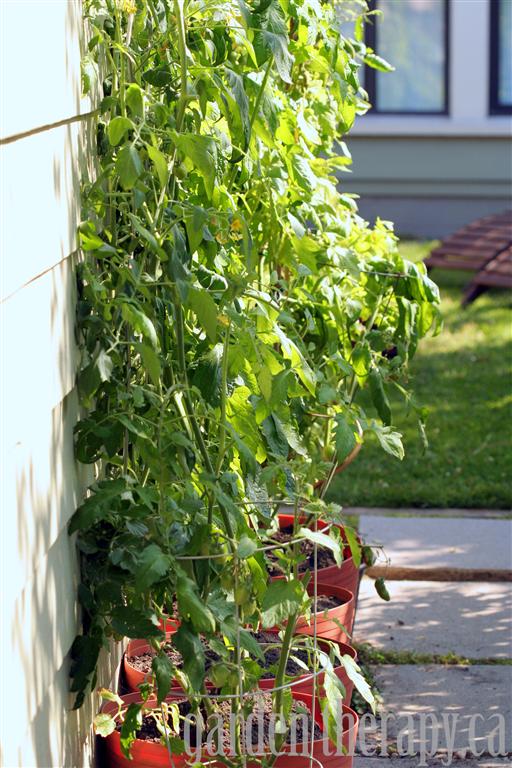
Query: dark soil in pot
[[121, 691, 322, 749], [269, 515, 362, 599], [101, 691, 358, 767], [266, 524, 338, 576]]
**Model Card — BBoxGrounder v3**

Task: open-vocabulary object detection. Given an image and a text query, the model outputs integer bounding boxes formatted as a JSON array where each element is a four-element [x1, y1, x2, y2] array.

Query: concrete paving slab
[[356, 665, 512, 756], [354, 759, 512, 767], [354, 578, 512, 659], [358, 516, 512, 571]]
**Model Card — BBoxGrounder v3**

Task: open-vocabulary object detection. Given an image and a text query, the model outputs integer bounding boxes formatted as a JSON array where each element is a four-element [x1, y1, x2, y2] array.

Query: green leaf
[[292, 154, 317, 194], [68, 479, 127, 534], [219, 68, 251, 153], [96, 349, 113, 383], [173, 624, 205, 690], [111, 606, 163, 639], [116, 144, 143, 190], [364, 51, 395, 72], [152, 652, 174, 703], [176, 575, 216, 634], [147, 145, 168, 188], [261, 579, 304, 628], [172, 133, 217, 199], [237, 535, 257, 559], [120, 703, 142, 759], [226, 386, 262, 456], [116, 413, 151, 440], [127, 213, 163, 255], [374, 425, 404, 460], [341, 655, 375, 711], [262, 414, 289, 458], [334, 414, 357, 463], [298, 528, 342, 567], [121, 302, 159, 348], [78, 361, 101, 403], [351, 344, 371, 378], [136, 342, 161, 386], [253, 1, 294, 83], [369, 369, 391, 425], [69, 634, 102, 699], [94, 713, 117, 737], [274, 326, 315, 395], [135, 544, 170, 590], [343, 526, 361, 568], [187, 287, 218, 342], [184, 206, 209, 254], [79, 223, 117, 254], [108, 116, 134, 146]]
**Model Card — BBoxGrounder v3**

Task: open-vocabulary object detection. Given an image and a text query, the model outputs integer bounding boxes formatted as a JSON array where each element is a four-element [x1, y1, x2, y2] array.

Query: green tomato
[[175, 162, 188, 180], [234, 584, 251, 605]]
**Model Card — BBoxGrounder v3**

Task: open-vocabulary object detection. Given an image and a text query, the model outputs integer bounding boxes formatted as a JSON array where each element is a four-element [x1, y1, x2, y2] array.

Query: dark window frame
[[490, 0, 512, 114], [364, 0, 451, 116]]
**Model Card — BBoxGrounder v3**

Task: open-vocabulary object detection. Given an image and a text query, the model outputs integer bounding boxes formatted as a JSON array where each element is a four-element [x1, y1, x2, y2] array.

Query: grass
[[327, 240, 512, 510], [354, 643, 512, 667]]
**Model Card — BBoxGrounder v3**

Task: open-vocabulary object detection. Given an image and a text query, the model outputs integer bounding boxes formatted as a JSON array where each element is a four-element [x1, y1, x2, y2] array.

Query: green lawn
[[327, 240, 512, 510]]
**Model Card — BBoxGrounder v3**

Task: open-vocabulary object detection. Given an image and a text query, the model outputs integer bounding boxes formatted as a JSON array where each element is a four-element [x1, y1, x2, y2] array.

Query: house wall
[[0, 2, 120, 766], [344, 0, 512, 238]]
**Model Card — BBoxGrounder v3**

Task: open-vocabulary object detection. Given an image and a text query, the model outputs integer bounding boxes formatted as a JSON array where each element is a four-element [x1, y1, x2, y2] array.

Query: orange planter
[[124, 630, 357, 705], [100, 691, 358, 767], [258, 630, 358, 705], [124, 624, 178, 692], [276, 514, 361, 599], [295, 583, 355, 643]]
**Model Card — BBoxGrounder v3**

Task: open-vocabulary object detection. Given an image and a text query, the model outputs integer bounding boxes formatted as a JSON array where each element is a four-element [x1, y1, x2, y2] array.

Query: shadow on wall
[[1, 2, 121, 766]]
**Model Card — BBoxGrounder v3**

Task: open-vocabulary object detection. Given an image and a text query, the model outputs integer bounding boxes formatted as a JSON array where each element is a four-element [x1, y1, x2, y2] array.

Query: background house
[[344, 0, 512, 237]]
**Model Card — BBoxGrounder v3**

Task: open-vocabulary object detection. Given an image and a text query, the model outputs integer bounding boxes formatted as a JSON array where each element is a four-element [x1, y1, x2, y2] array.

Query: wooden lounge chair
[[426, 209, 512, 273], [463, 244, 512, 305]]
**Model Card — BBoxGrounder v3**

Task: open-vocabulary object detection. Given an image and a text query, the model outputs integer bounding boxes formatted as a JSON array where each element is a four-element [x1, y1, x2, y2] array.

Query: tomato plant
[[70, 0, 440, 761]]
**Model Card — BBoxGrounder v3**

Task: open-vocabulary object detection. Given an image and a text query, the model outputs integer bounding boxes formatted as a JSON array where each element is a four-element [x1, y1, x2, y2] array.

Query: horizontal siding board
[[343, 180, 512, 199], [0, 1, 84, 140], [343, 137, 512, 186], [1, 640, 124, 768], [2, 390, 91, 600], [0, 122, 82, 302], [2, 528, 79, 731], [1, 257, 79, 448]]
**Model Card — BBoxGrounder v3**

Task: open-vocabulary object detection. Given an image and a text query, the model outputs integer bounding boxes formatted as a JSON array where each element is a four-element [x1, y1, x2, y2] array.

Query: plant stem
[[173, 0, 188, 133], [172, 290, 235, 541], [215, 322, 231, 476]]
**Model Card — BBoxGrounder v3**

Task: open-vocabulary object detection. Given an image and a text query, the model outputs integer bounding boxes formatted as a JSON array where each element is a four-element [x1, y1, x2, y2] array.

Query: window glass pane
[[499, 0, 512, 106], [375, 0, 446, 113]]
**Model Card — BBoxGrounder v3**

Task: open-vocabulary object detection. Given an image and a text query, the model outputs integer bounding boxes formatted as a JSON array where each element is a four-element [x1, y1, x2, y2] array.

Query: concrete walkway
[[352, 510, 512, 768]]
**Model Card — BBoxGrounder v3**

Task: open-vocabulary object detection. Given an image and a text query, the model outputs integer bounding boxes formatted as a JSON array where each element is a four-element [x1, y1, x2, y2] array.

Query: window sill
[[350, 115, 512, 138]]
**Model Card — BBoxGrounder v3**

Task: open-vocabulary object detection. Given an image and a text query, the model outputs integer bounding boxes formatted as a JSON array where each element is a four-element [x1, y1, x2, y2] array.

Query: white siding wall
[[0, 3, 120, 766]]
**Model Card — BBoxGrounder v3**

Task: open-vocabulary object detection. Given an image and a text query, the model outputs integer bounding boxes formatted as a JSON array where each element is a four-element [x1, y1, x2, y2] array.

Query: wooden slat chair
[[426, 209, 512, 273], [463, 244, 512, 305]]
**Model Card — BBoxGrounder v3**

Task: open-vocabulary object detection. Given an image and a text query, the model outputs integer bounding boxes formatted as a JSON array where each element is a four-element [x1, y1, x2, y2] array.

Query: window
[[365, 0, 450, 115], [490, 0, 512, 114]]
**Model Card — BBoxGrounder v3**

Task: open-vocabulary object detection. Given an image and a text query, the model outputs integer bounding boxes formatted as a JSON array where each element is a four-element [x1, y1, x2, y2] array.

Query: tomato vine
[[71, 0, 440, 759]]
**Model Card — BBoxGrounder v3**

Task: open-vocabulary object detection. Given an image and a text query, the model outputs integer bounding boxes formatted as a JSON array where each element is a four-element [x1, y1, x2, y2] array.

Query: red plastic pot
[[295, 582, 355, 644], [258, 629, 358, 705], [100, 691, 358, 767], [124, 624, 178, 692], [277, 514, 361, 599], [124, 631, 357, 705]]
